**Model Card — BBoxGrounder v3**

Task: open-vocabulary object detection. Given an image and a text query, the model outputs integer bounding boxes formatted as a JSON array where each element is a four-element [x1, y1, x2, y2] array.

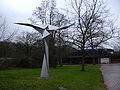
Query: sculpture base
[[38, 77, 53, 79]]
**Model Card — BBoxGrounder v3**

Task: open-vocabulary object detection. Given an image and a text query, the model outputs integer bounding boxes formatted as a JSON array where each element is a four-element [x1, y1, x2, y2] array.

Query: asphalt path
[[101, 63, 120, 90]]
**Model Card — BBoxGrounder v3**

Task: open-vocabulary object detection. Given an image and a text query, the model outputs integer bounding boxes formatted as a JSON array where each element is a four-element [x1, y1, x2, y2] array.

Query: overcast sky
[[0, 0, 120, 32]]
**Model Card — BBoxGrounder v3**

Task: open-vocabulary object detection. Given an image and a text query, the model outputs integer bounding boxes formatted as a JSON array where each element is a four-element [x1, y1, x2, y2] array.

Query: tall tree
[[30, 0, 70, 67], [67, 0, 116, 71]]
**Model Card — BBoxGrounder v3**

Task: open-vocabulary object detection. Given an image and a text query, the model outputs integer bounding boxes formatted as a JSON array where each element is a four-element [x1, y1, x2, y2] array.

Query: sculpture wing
[[15, 23, 50, 38], [57, 23, 75, 30], [15, 23, 45, 30]]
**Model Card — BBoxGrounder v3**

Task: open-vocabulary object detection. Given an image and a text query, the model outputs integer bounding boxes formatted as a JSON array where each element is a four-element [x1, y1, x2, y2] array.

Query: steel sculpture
[[15, 23, 74, 78]]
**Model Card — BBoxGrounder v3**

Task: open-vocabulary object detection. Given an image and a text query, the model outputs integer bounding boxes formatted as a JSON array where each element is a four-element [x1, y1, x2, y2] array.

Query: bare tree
[[16, 31, 42, 58], [0, 16, 16, 41], [31, 0, 57, 25], [66, 0, 116, 71], [30, 0, 71, 67], [88, 19, 115, 64], [0, 16, 17, 60]]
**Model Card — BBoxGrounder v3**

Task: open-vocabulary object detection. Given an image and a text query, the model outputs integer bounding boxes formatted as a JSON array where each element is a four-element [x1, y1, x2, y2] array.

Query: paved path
[[101, 63, 120, 90]]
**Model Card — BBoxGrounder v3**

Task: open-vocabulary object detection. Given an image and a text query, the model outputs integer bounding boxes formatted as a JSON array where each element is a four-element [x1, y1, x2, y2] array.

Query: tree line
[[0, 0, 118, 71]]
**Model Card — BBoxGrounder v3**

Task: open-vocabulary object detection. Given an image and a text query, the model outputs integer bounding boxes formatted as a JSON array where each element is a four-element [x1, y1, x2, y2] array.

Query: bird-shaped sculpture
[[15, 22, 74, 78]]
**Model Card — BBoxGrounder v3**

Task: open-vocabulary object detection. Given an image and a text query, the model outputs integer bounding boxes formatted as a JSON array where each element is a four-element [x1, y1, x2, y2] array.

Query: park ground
[[0, 65, 106, 90]]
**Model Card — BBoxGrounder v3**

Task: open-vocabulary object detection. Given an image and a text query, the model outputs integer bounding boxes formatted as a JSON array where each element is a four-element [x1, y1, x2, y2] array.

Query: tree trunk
[[49, 35, 57, 68], [92, 48, 96, 65], [81, 56, 85, 71], [93, 56, 96, 65], [58, 59, 63, 67]]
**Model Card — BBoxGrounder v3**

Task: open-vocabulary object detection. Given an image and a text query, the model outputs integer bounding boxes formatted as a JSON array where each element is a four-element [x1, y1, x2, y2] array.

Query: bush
[[0, 58, 19, 70], [0, 57, 41, 70], [17, 57, 41, 68]]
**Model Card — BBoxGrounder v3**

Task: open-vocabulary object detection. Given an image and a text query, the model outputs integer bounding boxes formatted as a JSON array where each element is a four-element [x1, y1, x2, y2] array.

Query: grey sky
[[0, 0, 40, 32], [108, 0, 120, 19], [0, 0, 120, 32]]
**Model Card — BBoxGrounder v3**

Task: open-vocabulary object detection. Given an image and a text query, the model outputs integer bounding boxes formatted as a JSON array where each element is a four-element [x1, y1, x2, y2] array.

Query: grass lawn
[[0, 65, 106, 90]]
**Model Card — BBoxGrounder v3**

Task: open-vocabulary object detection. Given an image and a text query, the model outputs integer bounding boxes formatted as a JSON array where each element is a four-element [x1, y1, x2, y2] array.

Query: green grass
[[0, 65, 106, 90]]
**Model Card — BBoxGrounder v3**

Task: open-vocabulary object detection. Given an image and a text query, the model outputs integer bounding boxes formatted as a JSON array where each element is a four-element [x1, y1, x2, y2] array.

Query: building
[[62, 49, 115, 65], [111, 52, 120, 63]]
